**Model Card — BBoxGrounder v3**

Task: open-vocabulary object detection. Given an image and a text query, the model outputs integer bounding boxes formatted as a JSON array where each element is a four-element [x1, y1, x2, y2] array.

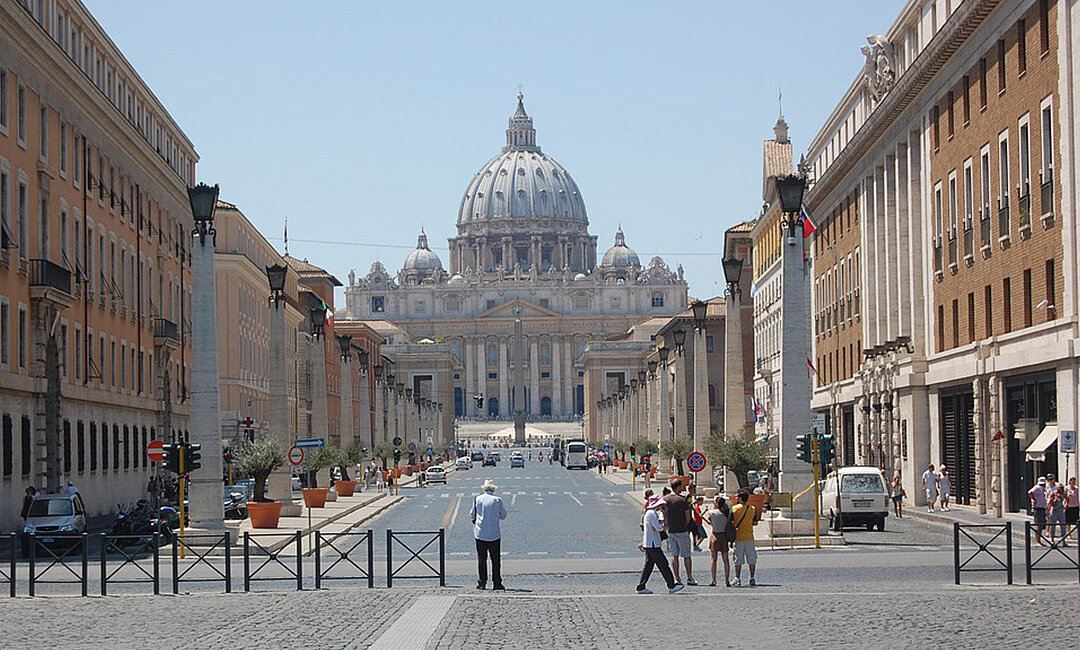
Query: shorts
[[1066, 507, 1079, 525], [891, 495, 903, 503], [940, 490, 951, 499], [709, 535, 729, 554], [925, 490, 937, 503], [667, 531, 692, 558], [1032, 507, 1047, 530], [733, 540, 757, 566]]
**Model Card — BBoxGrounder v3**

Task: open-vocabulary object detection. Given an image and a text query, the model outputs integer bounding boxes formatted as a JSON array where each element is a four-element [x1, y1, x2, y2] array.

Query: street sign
[[147, 439, 165, 463], [686, 451, 707, 473], [393, 436, 402, 447], [288, 445, 305, 466], [427, 445, 434, 454], [295, 438, 325, 449], [408, 442, 417, 452], [1062, 429, 1077, 454], [811, 412, 826, 436]]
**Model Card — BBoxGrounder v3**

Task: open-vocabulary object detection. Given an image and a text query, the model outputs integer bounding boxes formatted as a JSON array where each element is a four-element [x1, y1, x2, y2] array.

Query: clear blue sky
[[86, 0, 906, 305]]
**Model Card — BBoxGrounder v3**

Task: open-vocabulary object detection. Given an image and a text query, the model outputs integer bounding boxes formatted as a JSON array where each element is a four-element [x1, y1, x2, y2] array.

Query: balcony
[[154, 318, 180, 350], [1041, 175, 1054, 227], [997, 198, 1010, 248], [962, 221, 974, 265], [1018, 193, 1031, 239], [980, 214, 991, 257], [29, 258, 75, 309]]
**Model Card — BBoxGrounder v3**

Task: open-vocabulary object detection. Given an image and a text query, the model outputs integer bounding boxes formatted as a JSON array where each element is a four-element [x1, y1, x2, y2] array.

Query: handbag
[[727, 509, 745, 544]]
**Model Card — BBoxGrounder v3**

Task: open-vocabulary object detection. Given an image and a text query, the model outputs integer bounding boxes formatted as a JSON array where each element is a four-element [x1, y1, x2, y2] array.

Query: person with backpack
[[703, 495, 733, 587], [730, 490, 759, 586]]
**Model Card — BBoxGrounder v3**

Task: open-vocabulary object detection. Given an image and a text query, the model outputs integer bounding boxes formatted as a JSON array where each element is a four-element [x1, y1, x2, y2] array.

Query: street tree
[[704, 429, 767, 489], [373, 441, 396, 469], [660, 437, 693, 475], [339, 440, 367, 481], [306, 445, 342, 488], [612, 440, 630, 461], [231, 437, 285, 503], [633, 438, 659, 458]]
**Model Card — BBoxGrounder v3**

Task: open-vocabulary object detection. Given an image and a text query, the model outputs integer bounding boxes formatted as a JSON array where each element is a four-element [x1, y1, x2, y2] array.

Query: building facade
[[0, 0, 198, 532], [805, 0, 1079, 515], [342, 95, 688, 423]]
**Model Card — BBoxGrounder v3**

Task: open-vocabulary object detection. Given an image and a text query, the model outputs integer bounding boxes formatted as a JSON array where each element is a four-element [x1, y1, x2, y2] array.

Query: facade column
[[724, 292, 746, 439], [499, 338, 509, 416], [660, 358, 672, 448], [551, 337, 562, 415], [529, 337, 540, 415], [564, 339, 575, 415], [674, 350, 687, 446], [779, 217, 813, 517], [356, 364, 371, 449], [268, 295, 299, 515], [188, 224, 225, 532], [310, 333, 329, 483], [340, 352, 354, 445], [692, 327, 710, 450]]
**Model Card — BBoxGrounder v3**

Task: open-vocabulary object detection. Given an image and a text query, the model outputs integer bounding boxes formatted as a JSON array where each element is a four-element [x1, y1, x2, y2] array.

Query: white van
[[564, 441, 588, 469], [821, 466, 890, 532]]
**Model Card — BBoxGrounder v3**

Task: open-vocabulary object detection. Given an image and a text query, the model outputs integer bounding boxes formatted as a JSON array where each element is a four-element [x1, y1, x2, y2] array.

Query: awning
[[1026, 424, 1058, 462]]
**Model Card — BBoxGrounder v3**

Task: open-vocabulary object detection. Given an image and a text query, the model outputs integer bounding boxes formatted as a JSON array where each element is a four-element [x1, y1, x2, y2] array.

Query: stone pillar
[[692, 327, 710, 450], [476, 340, 487, 415], [189, 227, 225, 532], [972, 376, 985, 514], [356, 364, 371, 449], [465, 338, 476, 416], [564, 339, 575, 415], [310, 333, 330, 485], [779, 229, 813, 517], [498, 339, 509, 417], [660, 361, 672, 448], [340, 354, 354, 445], [551, 337, 562, 416], [529, 337, 540, 415], [724, 293, 745, 439], [268, 297, 299, 515], [674, 350, 687, 444]]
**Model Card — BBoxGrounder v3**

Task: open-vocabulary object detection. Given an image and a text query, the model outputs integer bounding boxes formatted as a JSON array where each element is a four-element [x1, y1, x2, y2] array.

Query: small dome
[[402, 230, 443, 272], [601, 227, 640, 268], [448, 274, 466, 285], [574, 273, 588, 282]]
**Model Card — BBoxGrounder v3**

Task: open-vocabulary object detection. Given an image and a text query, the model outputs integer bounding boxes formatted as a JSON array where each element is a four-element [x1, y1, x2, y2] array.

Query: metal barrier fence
[[315, 530, 374, 589], [28, 533, 89, 597], [953, 523, 1012, 585], [243, 531, 302, 592], [172, 533, 232, 594], [2, 533, 15, 597], [1025, 522, 1080, 585], [100, 533, 161, 595], [386, 529, 445, 588]]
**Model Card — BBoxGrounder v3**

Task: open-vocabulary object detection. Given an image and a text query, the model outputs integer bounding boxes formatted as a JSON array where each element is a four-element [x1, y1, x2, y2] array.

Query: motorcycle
[[224, 492, 248, 520], [111, 500, 174, 546]]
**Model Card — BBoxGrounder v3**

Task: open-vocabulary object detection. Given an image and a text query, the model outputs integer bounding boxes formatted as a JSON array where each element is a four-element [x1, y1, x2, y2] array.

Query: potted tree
[[613, 441, 630, 469], [232, 437, 286, 529], [373, 441, 395, 483], [302, 446, 338, 508], [661, 437, 694, 487], [634, 438, 659, 477], [334, 440, 366, 497]]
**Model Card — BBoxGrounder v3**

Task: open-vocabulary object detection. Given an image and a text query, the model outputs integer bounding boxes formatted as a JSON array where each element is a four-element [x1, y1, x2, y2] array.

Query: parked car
[[456, 457, 472, 470], [821, 466, 890, 531], [483, 454, 498, 467], [21, 494, 87, 557], [424, 466, 448, 484]]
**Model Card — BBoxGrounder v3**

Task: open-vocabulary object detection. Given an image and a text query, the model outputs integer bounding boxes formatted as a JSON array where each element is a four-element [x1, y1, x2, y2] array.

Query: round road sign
[[147, 439, 165, 463], [686, 451, 707, 473], [393, 436, 403, 447], [288, 445, 305, 466], [408, 442, 417, 452]]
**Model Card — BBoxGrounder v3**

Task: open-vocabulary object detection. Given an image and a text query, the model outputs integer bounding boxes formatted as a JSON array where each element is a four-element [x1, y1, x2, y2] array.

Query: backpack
[[727, 507, 748, 544]]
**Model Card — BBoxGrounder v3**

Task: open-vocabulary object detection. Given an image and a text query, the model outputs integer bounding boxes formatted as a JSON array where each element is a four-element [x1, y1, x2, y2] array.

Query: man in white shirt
[[921, 464, 938, 513], [470, 479, 508, 590], [636, 495, 683, 594]]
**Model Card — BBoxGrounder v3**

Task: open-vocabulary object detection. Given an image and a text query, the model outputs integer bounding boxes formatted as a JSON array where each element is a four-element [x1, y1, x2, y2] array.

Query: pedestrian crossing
[[411, 490, 630, 506]]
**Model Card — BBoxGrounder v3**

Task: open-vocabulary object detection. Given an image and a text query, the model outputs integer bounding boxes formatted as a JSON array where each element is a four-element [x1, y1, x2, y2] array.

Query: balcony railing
[[934, 243, 943, 274], [1041, 175, 1054, 217], [963, 222, 973, 259], [998, 197, 1010, 238], [29, 258, 72, 295], [948, 234, 958, 267], [154, 318, 179, 343], [980, 213, 991, 248], [1018, 193, 1031, 228]]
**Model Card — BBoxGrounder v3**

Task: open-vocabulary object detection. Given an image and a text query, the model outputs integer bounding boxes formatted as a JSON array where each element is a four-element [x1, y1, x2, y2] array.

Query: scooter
[[224, 492, 248, 520]]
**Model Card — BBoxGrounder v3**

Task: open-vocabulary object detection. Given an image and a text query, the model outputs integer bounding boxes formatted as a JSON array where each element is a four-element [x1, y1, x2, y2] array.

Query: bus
[[564, 441, 588, 470]]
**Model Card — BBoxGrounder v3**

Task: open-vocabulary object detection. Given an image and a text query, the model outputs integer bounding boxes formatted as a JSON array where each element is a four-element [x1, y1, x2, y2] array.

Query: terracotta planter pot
[[669, 475, 692, 488], [649, 468, 658, 478], [248, 501, 283, 529], [302, 487, 329, 508], [335, 480, 357, 497]]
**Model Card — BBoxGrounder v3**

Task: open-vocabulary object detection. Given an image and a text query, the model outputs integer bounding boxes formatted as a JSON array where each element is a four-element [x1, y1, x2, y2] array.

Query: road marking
[[548, 491, 557, 495], [511, 492, 518, 505], [448, 495, 463, 530], [439, 495, 458, 529], [527, 551, 549, 556], [604, 551, 625, 555], [567, 493, 584, 506], [566, 551, 586, 555], [449, 551, 469, 556], [440, 493, 449, 498], [369, 595, 455, 650]]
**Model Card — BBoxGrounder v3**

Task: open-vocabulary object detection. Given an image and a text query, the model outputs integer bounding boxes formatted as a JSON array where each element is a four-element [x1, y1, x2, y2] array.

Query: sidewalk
[[903, 502, 1038, 545]]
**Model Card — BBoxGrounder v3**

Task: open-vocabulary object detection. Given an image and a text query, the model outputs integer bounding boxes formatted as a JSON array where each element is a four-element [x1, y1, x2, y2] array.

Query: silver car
[[424, 466, 447, 484], [22, 494, 87, 557]]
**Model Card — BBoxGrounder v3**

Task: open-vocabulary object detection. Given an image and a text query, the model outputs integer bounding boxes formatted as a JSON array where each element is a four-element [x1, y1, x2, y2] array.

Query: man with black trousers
[[636, 495, 684, 594], [470, 478, 508, 590]]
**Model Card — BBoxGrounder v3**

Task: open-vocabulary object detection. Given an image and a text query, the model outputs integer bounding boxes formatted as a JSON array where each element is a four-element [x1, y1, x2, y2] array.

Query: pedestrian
[[636, 495, 683, 594], [20, 486, 37, 520], [470, 478, 508, 591], [938, 464, 952, 511], [641, 489, 655, 515], [65, 481, 80, 497], [662, 479, 697, 586], [890, 475, 906, 518], [376, 469, 385, 493], [703, 495, 732, 587], [730, 490, 759, 587], [1046, 474, 1066, 545], [921, 464, 938, 513], [691, 495, 707, 552], [1028, 476, 1049, 547], [643, 456, 652, 488], [1066, 477, 1079, 542]]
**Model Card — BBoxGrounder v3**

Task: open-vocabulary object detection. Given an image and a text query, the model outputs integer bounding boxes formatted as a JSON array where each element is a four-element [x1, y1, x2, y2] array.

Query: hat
[[646, 496, 664, 510], [482, 479, 498, 492], [1038, 477, 1047, 485]]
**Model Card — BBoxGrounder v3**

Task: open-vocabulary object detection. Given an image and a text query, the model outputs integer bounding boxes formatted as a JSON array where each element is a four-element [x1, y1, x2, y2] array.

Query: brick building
[[805, 0, 1078, 515]]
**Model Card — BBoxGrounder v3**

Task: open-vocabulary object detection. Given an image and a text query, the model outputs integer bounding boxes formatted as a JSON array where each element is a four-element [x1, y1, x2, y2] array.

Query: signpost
[[1062, 430, 1076, 482], [686, 451, 707, 473], [146, 439, 165, 463], [288, 445, 305, 466], [293, 438, 324, 546]]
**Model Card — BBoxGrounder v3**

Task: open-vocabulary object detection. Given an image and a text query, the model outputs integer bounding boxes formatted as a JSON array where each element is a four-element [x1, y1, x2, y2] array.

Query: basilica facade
[[342, 95, 688, 419]]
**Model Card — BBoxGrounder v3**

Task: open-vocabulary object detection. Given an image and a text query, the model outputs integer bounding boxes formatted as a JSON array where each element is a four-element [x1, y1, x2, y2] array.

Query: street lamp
[[358, 347, 370, 369], [647, 360, 658, 376], [638, 370, 647, 384], [722, 257, 744, 296], [309, 306, 326, 338], [691, 300, 708, 330], [265, 263, 287, 305], [187, 183, 219, 242], [374, 363, 384, 381], [775, 174, 807, 244], [657, 345, 669, 364], [672, 329, 687, 351], [337, 334, 352, 361]]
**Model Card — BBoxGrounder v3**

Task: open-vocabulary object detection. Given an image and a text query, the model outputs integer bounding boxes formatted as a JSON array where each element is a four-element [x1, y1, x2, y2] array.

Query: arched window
[[540, 396, 552, 416]]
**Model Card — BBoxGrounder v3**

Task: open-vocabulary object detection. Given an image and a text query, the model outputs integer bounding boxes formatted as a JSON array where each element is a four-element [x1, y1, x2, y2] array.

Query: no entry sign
[[147, 439, 165, 463], [686, 451, 707, 473], [288, 445, 305, 466]]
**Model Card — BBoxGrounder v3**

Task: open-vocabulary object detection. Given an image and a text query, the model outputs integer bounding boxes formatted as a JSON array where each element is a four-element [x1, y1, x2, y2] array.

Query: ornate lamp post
[[308, 305, 330, 478], [338, 335, 355, 450], [671, 329, 688, 447], [657, 345, 671, 448], [265, 263, 299, 515], [722, 256, 746, 440], [690, 300, 710, 450]]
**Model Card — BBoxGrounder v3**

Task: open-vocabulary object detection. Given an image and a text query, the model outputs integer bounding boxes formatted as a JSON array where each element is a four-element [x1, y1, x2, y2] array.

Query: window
[[652, 292, 664, 308], [17, 85, 26, 143], [934, 182, 944, 241], [706, 335, 715, 353], [998, 40, 1006, 92], [964, 161, 974, 226], [1018, 20, 1027, 75], [2, 414, 11, 477], [21, 416, 31, 475], [1040, 0, 1051, 54], [999, 132, 1010, 213], [74, 326, 81, 380], [947, 91, 954, 137], [0, 171, 7, 242], [1003, 277, 1012, 333], [59, 123, 67, 174], [951, 299, 959, 348], [0, 302, 7, 365], [18, 182, 28, 253], [17, 307, 27, 368], [1040, 97, 1054, 197], [968, 293, 976, 343], [89, 422, 97, 472], [0, 70, 6, 129], [979, 58, 988, 109], [101, 422, 109, 471], [39, 106, 47, 159], [486, 299, 496, 310], [984, 285, 993, 337], [937, 304, 945, 352], [1046, 259, 1056, 320], [1019, 117, 1031, 197], [931, 106, 940, 150], [77, 421, 85, 472], [371, 296, 384, 313], [539, 298, 549, 309], [980, 146, 992, 228], [39, 196, 49, 258], [1023, 268, 1033, 328], [962, 76, 970, 124]]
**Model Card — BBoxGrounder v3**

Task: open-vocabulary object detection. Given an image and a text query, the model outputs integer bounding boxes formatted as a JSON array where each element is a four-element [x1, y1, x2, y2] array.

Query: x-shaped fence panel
[[315, 530, 374, 589], [28, 533, 89, 597], [386, 529, 445, 588], [243, 531, 303, 592], [1025, 522, 1080, 585], [2, 534, 14, 597], [172, 533, 232, 594], [953, 523, 1013, 585], [100, 533, 161, 595]]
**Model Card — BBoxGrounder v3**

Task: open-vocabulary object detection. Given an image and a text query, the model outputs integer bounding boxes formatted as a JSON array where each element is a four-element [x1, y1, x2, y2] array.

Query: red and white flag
[[801, 205, 817, 238], [806, 357, 818, 379]]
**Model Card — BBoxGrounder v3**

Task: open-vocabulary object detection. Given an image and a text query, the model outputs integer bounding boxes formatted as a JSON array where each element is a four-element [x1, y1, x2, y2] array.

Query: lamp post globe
[[338, 334, 352, 360], [672, 329, 687, 350], [691, 299, 708, 329], [265, 263, 287, 295], [657, 345, 670, 363], [722, 257, 744, 293], [187, 183, 219, 238], [774, 174, 806, 214]]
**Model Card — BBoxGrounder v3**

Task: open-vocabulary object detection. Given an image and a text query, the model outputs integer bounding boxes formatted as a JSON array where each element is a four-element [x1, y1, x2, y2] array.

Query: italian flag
[[322, 299, 333, 327]]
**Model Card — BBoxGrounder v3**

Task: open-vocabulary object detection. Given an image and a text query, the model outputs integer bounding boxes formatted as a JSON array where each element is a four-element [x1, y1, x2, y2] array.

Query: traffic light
[[393, 448, 402, 463], [795, 434, 812, 464], [163, 443, 180, 473], [186, 443, 202, 472], [629, 444, 636, 460], [818, 434, 835, 469], [223, 448, 232, 465], [243, 417, 254, 442]]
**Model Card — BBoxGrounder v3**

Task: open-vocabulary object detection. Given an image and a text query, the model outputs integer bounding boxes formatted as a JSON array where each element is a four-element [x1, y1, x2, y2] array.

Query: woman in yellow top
[[729, 491, 758, 587]]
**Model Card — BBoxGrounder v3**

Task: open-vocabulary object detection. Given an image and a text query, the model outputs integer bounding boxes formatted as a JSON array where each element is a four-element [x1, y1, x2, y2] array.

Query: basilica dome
[[601, 227, 640, 268], [403, 231, 443, 272], [457, 94, 588, 227]]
